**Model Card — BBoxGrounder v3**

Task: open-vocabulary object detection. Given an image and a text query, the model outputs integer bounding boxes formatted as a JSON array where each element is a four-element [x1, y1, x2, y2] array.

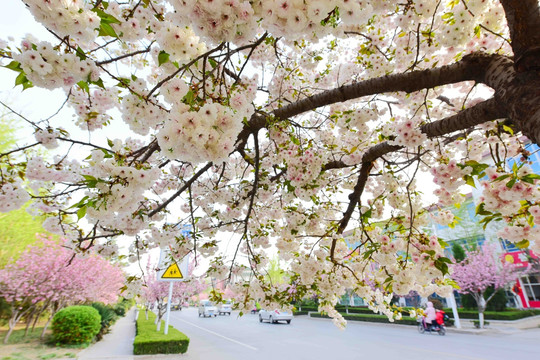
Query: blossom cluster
[[388, 118, 428, 148], [480, 168, 540, 217], [34, 128, 60, 149], [24, 0, 99, 45], [430, 209, 455, 226], [0, 179, 30, 213], [13, 40, 99, 90], [168, 0, 258, 44], [121, 78, 168, 136], [156, 21, 206, 63], [70, 87, 117, 131], [26, 156, 82, 183]]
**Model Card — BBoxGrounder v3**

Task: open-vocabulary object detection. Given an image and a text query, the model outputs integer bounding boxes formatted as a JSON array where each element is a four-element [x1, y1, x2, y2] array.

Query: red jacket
[[435, 310, 445, 325]]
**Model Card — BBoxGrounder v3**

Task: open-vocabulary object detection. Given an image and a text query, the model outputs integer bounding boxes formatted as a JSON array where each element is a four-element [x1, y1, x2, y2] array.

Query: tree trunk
[[478, 296, 487, 329], [41, 303, 61, 340], [24, 308, 38, 337], [32, 304, 49, 332], [4, 308, 25, 344]]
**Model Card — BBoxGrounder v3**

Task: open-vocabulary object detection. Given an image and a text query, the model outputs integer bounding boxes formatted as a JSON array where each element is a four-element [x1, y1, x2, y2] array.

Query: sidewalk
[[77, 308, 180, 360], [77, 308, 137, 360], [448, 315, 540, 335]]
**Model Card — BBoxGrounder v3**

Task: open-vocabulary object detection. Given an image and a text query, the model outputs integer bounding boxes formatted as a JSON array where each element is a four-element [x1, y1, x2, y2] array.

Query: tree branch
[[148, 162, 213, 218], [500, 0, 540, 72]]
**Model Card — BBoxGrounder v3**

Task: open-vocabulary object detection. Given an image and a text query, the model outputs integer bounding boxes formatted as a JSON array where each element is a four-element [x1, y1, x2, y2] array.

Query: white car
[[258, 309, 293, 324], [218, 301, 232, 315], [198, 300, 217, 317]]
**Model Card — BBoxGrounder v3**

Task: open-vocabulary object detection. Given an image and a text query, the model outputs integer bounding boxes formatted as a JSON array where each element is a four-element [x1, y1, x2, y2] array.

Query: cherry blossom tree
[[1, 0, 540, 325], [451, 243, 521, 328], [0, 234, 124, 343]]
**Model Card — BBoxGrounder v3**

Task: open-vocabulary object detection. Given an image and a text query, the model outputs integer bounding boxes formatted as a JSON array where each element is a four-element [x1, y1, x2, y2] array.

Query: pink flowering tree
[[2, 0, 540, 324], [0, 234, 124, 343], [451, 244, 521, 328]]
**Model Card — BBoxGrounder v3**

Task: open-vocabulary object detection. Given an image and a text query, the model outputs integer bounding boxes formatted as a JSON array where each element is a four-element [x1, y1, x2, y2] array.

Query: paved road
[[169, 308, 540, 360]]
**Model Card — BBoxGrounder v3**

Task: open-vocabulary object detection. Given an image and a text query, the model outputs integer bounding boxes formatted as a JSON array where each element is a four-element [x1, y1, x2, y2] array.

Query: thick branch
[[272, 53, 496, 121], [500, 0, 540, 72], [237, 53, 500, 143], [420, 97, 507, 137]]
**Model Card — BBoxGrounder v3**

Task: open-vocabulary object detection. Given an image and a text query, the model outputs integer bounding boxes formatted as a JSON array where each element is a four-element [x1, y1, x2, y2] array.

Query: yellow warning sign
[[161, 262, 183, 279]]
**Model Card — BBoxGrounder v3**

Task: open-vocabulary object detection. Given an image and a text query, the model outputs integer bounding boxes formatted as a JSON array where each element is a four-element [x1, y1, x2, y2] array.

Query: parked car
[[218, 300, 232, 315], [198, 300, 217, 317], [258, 309, 293, 324]]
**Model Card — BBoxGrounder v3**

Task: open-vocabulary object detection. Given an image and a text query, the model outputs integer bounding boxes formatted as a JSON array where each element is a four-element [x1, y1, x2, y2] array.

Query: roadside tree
[[451, 244, 521, 328], [1, 0, 540, 324], [0, 234, 124, 343]]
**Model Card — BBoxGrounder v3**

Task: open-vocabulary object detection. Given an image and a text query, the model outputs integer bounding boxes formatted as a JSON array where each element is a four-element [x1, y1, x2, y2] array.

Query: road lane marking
[[173, 316, 258, 351]]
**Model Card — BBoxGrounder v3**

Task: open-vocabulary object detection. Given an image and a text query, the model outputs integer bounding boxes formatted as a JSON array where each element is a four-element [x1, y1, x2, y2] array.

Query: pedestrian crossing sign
[[161, 262, 183, 279]]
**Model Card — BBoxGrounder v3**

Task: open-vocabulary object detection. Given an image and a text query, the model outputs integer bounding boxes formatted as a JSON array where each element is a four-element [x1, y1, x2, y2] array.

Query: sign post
[[157, 248, 189, 335], [164, 281, 174, 335]]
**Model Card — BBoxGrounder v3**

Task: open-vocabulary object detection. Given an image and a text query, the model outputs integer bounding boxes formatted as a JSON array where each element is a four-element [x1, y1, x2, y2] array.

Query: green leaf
[[94, 9, 121, 24], [460, 160, 489, 176], [506, 178, 516, 189], [502, 124, 514, 135], [75, 46, 87, 61], [464, 175, 476, 188], [521, 174, 540, 184], [4, 60, 22, 72], [107, 138, 114, 148], [82, 175, 98, 188], [15, 72, 27, 86], [98, 22, 119, 38], [434, 259, 449, 275], [183, 89, 195, 105], [15, 72, 33, 90], [515, 239, 530, 249], [208, 58, 218, 68], [77, 206, 87, 220], [77, 80, 90, 93], [90, 77, 105, 89], [492, 174, 511, 182], [476, 203, 492, 216], [158, 50, 170, 66]]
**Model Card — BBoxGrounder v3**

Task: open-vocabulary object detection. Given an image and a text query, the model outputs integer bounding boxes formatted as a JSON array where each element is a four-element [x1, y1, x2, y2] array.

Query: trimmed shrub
[[114, 304, 126, 317], [51, 306, 101, 345], [114, 298, 134, 316], [311, 312, 418, 326], [91, 303, 118, 340], [335, 306, 376, 314], [443, 308, 540, 320], [134, 311, 189, 355]]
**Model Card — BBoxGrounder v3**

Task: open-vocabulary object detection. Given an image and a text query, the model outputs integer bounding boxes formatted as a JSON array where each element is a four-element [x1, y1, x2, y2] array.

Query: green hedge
[[443, 308, 540, 321], [311, 312, 418, 325], [134, 311, 190, 355], [335, 306, 378, 314], [52, 306, 101, 345]]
